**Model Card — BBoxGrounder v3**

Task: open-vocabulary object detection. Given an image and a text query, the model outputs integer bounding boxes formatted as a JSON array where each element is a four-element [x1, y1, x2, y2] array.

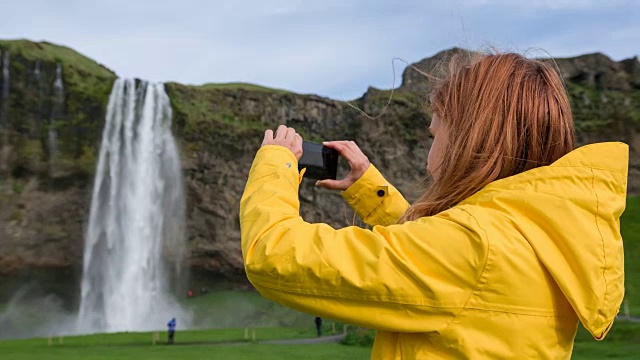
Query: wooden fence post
[[624, 299, 630, 317]]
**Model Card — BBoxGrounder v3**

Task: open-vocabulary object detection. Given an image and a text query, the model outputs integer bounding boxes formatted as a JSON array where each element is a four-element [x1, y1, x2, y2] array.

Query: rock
[[554, 52, 630, 91], [0, 40, 638, 287], [621, 56, 640, 89]]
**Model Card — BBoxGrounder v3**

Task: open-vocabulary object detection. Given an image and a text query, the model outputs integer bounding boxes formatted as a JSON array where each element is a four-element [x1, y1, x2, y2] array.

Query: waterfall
[[0, 50, 9, 124], [1, 50, 8, 98], [48, 64, 63, 162], [77, 78, 190, 333], [52, 64, 63, 107], [34, 60, 41, 81]]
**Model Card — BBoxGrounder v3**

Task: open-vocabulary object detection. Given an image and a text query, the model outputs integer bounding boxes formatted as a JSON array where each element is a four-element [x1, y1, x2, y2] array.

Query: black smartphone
[[298, 141, 339, 180]]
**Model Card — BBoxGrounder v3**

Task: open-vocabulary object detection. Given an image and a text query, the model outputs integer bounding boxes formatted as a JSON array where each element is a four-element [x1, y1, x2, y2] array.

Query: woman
[[239, 53, 627, 359]]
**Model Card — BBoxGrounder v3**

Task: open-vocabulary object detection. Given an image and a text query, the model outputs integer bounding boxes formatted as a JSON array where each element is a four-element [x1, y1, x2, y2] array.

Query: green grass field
[[0, 328, 371, 360], [0, 320, 638, 359], [621, 196, 640, 315], [573, 320, 640, 359], [0, 196, 638, 359]]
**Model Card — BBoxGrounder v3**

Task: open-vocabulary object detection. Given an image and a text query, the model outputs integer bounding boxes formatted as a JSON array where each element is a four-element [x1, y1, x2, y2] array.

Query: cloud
[[459, 0, 633, 10], [0, 0, 637, 99]]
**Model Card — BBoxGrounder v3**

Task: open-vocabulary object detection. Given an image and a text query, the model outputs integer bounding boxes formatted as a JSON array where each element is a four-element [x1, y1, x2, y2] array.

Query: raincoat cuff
[[341, 164, 390, 219], [249, 145, 301, 189]]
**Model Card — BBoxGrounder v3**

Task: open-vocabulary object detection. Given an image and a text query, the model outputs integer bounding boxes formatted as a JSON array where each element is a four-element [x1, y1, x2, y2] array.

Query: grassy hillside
[[0, 40, 113, 78], [197, 82, 291, 94], [0, 39, 116, 175], [621, 196, 640, 315], [0, 39, 115, 104]]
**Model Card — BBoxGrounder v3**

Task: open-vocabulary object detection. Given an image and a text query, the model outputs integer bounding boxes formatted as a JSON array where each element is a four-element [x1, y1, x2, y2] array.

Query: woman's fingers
[[324, 141, 363, 160], [291, 132, 303, 159], [261, 129, 274, 146], [324, 141, 370, 173], [275, 124, 288, 139], [313, 140, 370, 191], [315, 179, 348, 190], [285, 127, 297, 140], [260, 125, 303, 160], [262, 133, 369, 185]]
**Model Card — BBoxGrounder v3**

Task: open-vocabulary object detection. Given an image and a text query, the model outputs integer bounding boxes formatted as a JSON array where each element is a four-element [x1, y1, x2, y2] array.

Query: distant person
[[167, 317, 176, 344], [239, 52, 627, 358], [314, 317, 322, 337]]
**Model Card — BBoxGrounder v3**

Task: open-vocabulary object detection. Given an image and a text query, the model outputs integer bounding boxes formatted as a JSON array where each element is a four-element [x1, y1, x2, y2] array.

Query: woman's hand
[[262, 125, 303, 160], [316, 141, 370, 191]]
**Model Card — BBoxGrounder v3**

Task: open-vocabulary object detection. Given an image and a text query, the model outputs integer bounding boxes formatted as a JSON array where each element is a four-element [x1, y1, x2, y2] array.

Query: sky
[[1, 0, 638, 100]]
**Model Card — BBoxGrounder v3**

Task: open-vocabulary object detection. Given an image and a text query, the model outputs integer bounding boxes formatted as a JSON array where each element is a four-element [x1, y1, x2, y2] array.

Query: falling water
[[0, 50, 9, 124], [1, 50, 8, 98], [77, 78, 190, 333], [52, 64, 63, 106], [34, 60, 41, 81], [48, 64, 64, 161], [1, 50, 8, 97]]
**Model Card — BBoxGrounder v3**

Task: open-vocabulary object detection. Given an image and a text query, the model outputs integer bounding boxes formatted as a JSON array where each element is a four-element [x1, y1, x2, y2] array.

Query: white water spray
[[34, 60, 41, 81], [52, 64, 63, 98], [48, 63, 63, 161], [1, 50, 8, 98], [0, 50, 9, 123], [1, 50, 8, 96], [77, 78, 190, 333]]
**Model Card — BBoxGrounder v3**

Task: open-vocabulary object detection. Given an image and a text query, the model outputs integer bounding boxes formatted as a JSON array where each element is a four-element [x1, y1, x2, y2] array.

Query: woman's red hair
[[403, 52, 575, 220]]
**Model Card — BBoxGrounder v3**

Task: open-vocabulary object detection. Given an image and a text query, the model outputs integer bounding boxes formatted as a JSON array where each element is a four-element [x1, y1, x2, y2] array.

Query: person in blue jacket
[[167, 318, 176, 344]]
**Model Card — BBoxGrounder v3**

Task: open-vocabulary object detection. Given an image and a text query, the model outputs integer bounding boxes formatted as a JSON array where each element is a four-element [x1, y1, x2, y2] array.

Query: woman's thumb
[[315, 179, 346, 191]]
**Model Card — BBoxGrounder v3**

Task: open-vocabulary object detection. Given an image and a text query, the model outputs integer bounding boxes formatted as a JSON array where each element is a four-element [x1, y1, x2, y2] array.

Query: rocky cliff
[[0, 40, 638, 284]]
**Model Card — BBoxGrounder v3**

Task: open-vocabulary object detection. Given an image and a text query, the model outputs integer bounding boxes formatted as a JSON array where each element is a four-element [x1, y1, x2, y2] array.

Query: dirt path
[[169, 333, 347, 347], [259, 334, 346, 345], [617, 315, 640, 323], [166, 317, 640, 347]]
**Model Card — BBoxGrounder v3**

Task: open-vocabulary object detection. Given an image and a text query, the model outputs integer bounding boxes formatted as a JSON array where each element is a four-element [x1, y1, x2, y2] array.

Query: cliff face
[[166, 83, 429, 277], [0, 40, 115, 277], [0, 40, 638, 281]]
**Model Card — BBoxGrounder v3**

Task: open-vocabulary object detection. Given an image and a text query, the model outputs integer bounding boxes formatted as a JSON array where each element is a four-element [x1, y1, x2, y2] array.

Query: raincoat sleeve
[[240, 146, 488, 332], [340, 164, 410, 226]]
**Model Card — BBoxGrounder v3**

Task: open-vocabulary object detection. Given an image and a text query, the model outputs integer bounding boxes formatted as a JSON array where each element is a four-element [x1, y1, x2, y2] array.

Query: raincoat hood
[[461, 142, 627, 339]]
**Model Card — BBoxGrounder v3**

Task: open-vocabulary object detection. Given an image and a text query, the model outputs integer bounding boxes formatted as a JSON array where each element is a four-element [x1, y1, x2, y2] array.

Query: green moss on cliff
[[0, 39, 116, 176], [0, 39, 113, 79], [566, 81, 640, 133], [198, 82, 291, 94], [364, 87, 425, 106], [166, 82, 285, 155], [167, 83, 256, 131], [0, 39, 116, 113]]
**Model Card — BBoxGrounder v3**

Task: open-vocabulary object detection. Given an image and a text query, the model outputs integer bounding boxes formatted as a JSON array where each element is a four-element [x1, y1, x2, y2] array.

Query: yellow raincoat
[[240, 142, 627, 359]]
